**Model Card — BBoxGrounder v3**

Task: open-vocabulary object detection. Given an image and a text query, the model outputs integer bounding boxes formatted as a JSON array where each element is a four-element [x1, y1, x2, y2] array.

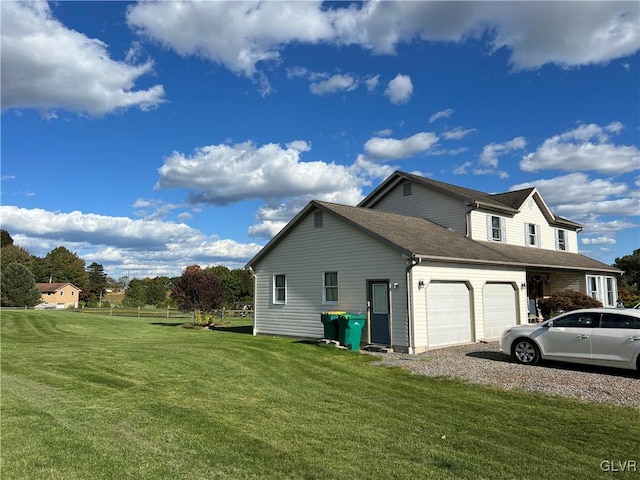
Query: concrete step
[[362, 344, 394, 353]]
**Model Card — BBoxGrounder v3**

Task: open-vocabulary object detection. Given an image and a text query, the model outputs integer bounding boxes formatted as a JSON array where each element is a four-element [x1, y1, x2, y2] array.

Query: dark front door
[[368, 280, 390, 345]]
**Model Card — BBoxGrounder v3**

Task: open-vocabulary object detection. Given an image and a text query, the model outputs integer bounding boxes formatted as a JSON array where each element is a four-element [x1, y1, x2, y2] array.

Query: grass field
[[2, 310, 639, 479]]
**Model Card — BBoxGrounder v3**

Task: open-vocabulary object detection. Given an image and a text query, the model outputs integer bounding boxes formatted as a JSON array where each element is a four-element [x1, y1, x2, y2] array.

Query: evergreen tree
[[1, 244, 34, 273], [85, 262, 108, 303], [1, 263, 42, 307], [1, 229, 14, 248], [122, 279, 148, 308], [42, 247, 89, 289]]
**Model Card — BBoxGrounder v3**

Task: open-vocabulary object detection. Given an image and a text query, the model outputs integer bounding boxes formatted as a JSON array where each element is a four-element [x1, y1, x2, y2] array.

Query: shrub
[[537, 289, 602, 318]]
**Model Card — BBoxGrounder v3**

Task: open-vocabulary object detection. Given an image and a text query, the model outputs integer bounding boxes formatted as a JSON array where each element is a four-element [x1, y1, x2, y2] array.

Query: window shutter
[[501, 217, 507, 243]]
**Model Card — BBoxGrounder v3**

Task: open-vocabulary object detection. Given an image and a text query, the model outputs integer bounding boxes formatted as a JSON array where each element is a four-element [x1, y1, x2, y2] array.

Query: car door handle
[[578, 335, 590, 339], [629, 336, 640, 341]]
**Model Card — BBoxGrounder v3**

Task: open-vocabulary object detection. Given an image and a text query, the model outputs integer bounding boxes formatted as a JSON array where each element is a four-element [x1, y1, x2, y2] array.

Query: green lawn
[[2, 310, 638, 479]]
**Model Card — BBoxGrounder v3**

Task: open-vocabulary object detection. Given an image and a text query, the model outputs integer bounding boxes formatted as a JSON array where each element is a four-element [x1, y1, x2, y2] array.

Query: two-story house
[[35, 282, 81, 309], [246, 171, 621, 353]]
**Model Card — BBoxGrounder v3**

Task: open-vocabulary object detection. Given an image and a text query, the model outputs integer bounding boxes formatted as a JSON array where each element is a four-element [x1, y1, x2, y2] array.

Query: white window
[[586, 275, 617, 308], [556, 229, 567, 251], [323, 272, 338, 303], [273, 274, 286, 304], [487, 215, 506, 243], [525, 223, 540, 247]]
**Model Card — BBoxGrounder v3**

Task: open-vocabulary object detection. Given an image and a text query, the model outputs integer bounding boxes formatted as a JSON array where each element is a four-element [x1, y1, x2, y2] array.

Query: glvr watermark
[[600, 460, 637, 473]]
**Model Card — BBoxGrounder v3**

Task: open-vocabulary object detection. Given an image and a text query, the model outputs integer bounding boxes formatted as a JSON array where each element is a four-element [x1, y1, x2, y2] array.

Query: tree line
[[0, 229, 253, 310]]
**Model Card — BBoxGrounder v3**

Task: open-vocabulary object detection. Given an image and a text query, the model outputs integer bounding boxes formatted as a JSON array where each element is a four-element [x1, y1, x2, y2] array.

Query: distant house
[[35, 283, 81, 309], [246, 171, 621, 354]]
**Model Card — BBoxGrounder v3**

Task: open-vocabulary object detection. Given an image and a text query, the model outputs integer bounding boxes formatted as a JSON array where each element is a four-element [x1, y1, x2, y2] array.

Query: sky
[[1, 0, 639, 281]]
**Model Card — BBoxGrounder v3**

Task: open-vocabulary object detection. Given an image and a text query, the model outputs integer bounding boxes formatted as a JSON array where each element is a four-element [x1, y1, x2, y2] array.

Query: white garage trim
[[426, 281, 473, 347], [482, 283, 518, 340]]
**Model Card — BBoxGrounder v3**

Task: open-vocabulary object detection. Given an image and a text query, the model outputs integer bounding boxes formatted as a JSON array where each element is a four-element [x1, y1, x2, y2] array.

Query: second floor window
[[526, 223, 540, 247], [556, 229, 567, 251], [487, 215, 506, 242]]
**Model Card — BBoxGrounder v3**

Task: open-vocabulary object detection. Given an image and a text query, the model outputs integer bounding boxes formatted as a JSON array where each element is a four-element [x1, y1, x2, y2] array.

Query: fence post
[[167, 307, 170, 319], [138, 306, 140, 318]]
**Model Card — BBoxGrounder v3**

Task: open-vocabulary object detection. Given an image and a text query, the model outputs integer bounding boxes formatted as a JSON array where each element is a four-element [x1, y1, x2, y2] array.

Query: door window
[[372, 283, 388, 314]]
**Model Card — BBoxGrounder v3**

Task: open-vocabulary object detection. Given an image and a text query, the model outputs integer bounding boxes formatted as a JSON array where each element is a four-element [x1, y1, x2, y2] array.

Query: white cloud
[[155, 140, 366, 206], [374, 129, 393, 137], [442, 127, 476, 140], [429, 109, 455, 123], [1, 205, 262, 278], [480, 137, 526, 168], [364, 132, 438, 160], [429, 147, 468, 157], [365, 75, 380, 93], [127, 0, 334, 94], [554, 199, 640, 217], [510, 174, 638, 246], [511, 173, 629, 205], [286, 140, 311, 152], [1, 1, 165, 116], [309, 74, 357, 95], [580, 218, 637, 235], [582, 237, 617, 245], [521, 123, 640, 174], [126, 2, 638, 94], [384, 74, 413, 104]]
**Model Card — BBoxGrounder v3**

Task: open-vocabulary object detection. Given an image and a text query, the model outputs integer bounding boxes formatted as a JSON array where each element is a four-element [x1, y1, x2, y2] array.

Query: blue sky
[[1, 0, 639, 280]]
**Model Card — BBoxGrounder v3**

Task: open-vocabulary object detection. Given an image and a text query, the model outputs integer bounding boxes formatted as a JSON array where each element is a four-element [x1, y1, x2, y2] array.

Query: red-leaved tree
[[170, 265, 224, 313]]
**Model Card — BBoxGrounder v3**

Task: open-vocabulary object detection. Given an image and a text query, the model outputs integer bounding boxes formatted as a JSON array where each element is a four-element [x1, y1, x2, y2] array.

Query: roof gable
[[359, 170, 582, 229]]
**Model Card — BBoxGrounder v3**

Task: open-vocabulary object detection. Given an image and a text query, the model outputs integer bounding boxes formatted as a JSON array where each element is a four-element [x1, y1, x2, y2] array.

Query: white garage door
[[483, 283, 517, 339], [427, 282, 472, 347]]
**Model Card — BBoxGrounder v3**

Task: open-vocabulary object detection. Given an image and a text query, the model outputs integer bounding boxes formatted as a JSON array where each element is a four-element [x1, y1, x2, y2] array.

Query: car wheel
[[513, 339, 540, 365]]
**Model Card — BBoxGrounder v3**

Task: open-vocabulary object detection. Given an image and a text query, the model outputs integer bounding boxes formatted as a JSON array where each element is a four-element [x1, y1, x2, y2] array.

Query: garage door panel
[[483, 283, 517, 339], [427, 283, 472, 347]]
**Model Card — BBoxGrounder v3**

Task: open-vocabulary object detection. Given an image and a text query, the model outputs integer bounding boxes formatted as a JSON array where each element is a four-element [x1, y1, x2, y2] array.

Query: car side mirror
[[545, 321, 553, 328]]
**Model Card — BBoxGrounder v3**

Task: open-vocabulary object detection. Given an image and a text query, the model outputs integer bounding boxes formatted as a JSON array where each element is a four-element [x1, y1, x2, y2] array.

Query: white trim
[[273, 274, 286, 304], [487, 214, 506, 243], [525, 223, 540, 247], [555, 228, 567, 251], [586, 274, 618, 308], [322, 271, 339, 304]]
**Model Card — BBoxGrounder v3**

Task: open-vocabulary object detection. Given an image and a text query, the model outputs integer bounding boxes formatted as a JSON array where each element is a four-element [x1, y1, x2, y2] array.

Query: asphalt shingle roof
[[315, 201, 619, 273]]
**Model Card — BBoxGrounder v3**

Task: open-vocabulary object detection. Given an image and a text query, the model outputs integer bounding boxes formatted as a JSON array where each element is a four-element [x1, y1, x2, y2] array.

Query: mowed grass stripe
[[2, 310, 638, 479]]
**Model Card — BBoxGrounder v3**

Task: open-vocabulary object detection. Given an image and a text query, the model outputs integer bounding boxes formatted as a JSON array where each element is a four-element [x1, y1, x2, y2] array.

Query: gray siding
[[252, 209, 409, 347], [371, 182, 468, 234]]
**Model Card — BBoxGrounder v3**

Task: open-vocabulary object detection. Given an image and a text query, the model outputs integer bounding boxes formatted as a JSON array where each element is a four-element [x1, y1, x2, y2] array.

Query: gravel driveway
[[367, 342, 640, 409]]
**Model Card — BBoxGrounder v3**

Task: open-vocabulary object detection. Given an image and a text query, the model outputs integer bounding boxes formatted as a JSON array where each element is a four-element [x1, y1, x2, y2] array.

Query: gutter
[[405, 256, 421, 354]]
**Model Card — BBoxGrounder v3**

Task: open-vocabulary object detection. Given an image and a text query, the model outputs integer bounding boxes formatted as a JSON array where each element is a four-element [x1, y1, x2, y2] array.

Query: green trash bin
[[320, 311, 345, 341], [337, 313, 366, 351]]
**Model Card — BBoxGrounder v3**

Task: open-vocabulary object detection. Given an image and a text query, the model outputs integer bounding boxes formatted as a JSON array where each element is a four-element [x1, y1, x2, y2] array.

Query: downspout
[[247, 267, 257, 336], [465, 200, 480, 238], [406, 256, 422, 355]]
